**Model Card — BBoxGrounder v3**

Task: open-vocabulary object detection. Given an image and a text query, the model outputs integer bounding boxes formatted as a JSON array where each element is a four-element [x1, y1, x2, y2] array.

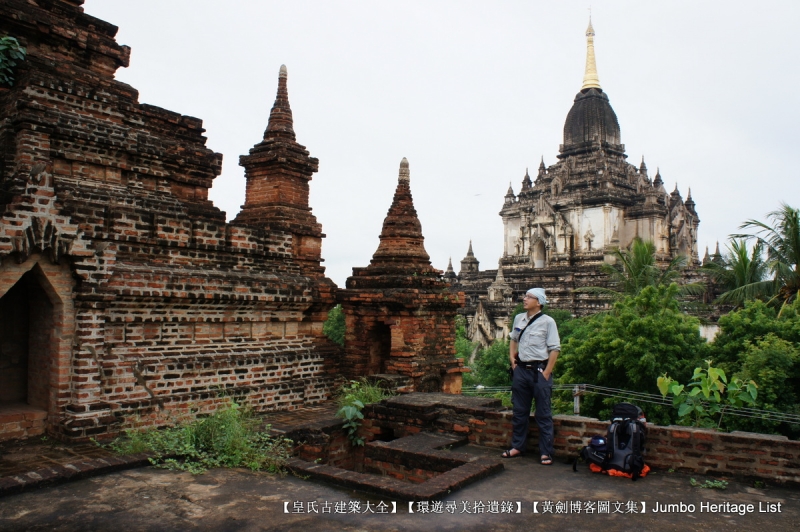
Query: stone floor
[[0, 402, 342, 495], [1, 402, 799, 530], [1, 445, 799, 531]]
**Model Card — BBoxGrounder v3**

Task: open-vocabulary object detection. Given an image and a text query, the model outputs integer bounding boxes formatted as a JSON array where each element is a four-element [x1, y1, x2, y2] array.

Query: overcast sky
[[83, 0, 800, 287]]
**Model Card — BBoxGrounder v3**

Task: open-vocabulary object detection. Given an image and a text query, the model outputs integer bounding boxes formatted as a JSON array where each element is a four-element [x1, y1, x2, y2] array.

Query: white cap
[[526, 287, 548, 305]]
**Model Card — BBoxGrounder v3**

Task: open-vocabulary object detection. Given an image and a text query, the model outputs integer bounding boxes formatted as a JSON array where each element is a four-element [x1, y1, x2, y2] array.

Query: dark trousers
[[511, 364, 554, 457]]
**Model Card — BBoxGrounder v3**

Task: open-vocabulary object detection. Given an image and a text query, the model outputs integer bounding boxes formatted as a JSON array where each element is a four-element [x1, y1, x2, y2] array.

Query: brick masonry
[[0, 0, 339, 441], [338, 159, 466, 394], [360, 394, 800, 486]]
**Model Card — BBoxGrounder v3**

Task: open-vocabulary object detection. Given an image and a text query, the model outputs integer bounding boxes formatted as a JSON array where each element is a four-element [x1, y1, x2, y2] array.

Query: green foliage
[[0, 36, 26, 87], [558, 284, 707, 424], [710, 299, 800, 373], [492, 391, 512, 408], [706, 298, 800, 437], [702, 239, 769, 306], [690, 478, 728, 490], [323, 304, 345, 346], [335, 379, 394, 446], [734, 203, 800, 308], [454, 315, 478, 359], [575, 238, 703, 299], [468, 339, 512, 387], [658, 360, 757, 430], [731, 334, 800, 436], [106, 400, 292, 474]]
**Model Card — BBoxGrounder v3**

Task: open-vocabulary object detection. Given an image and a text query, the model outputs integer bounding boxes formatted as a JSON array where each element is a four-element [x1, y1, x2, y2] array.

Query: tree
[[454, 314, 479, 363], [732, 334, 800, 437], [575, 238, 702, 300], [469, 339, 512, 387], [323, 304, 345, 346], [733, 203, 800, 310], [558, 284, 707, 424], [702, 239, 769, 306], [707, 298, 800, 437]]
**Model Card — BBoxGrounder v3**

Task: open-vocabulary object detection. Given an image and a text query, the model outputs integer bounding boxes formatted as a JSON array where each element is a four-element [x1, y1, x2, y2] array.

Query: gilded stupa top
[[581, 19, 601, 90]]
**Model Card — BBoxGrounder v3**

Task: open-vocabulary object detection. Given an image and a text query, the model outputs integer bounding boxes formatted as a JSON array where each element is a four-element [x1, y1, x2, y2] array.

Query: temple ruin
[[338, 159, 465, 394], [0, 0, 466, 442], [0, 0, 339, 439]]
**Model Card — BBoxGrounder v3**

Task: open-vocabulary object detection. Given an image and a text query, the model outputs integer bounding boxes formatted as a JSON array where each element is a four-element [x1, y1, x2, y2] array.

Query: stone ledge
[[0, 452, 151, 498]]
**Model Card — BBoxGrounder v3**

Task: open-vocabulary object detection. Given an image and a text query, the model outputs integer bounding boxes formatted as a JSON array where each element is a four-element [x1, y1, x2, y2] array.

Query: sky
[[82, 0, 800, 287]]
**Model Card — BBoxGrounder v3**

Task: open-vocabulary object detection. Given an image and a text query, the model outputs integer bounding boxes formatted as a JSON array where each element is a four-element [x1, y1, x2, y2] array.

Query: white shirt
[[510, 312, 561, 362]]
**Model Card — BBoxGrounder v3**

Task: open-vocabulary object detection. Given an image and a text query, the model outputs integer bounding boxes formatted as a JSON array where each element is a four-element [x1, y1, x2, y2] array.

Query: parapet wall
[[362, 394, 800, 486]]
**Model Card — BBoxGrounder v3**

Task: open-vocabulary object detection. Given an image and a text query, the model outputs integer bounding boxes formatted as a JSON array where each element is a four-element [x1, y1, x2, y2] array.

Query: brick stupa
[[338, 159, 465, 393], [0, 1, 337, 442]]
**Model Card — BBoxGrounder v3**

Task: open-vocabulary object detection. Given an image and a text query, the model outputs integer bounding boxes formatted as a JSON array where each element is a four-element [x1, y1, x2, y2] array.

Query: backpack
[[573, 402, 649, 480]]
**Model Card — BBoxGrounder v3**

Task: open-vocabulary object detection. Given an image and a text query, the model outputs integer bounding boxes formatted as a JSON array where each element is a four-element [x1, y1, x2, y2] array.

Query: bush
[[707, 299, 800, 437], [335, 378, 394, 446], [107, 400, 292, 474], [709, 299, 800, 376], [558, 284, 707, 424]]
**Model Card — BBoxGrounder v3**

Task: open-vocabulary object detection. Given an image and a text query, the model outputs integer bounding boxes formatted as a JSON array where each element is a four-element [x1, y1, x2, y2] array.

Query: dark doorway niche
[[367, 322, 391, 375], [0, 268, 54, 409]]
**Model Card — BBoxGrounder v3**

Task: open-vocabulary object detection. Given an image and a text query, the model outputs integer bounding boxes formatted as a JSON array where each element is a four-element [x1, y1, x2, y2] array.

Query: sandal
[[501, 449, 523, 459], [541, 455, 553, 465]]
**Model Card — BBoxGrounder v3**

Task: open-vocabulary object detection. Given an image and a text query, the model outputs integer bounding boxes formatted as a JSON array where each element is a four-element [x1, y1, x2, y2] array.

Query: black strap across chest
[[517, 311, 543, 342]]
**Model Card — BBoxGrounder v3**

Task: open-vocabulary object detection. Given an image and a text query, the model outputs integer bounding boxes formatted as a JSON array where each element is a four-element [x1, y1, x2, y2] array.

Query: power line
[[462, 384, 800, 425]]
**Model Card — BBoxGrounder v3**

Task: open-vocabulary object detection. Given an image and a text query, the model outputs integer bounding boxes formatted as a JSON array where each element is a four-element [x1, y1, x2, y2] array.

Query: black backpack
[[573, 402, 648, 480]]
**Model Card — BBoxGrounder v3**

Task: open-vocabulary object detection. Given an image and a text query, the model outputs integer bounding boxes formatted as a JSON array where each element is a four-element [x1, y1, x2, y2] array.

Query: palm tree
[[575, 238, 702, 299], [733, 203, 800, 309], [702, 239, 769, 307]]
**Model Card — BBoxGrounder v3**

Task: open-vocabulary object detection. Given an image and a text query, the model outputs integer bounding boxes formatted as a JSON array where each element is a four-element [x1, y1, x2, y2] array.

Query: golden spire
[[581, 18, 601, 90]]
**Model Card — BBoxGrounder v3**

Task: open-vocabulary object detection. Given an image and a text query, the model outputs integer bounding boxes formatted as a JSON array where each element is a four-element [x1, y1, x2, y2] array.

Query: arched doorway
[[0, 257, 74, 440], [533, 240, 546, 268], [0, 268, 53, 409]]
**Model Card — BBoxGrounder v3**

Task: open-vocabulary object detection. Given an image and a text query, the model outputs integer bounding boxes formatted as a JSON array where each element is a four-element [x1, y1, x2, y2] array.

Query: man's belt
[[516, 359, 547, 369]]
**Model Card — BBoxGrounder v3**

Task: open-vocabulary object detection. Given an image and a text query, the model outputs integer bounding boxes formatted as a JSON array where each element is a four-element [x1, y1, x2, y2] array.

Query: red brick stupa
[[338, 159, 465, 393]]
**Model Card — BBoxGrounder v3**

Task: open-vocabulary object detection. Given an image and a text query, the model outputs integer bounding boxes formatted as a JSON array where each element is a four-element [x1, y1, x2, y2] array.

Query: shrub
[[558, 284, 707, 424], [106, 400, 292, 474]]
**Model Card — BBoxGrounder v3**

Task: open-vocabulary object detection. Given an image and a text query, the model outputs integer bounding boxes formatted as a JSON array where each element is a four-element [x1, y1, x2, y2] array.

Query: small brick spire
[[264, 64, 295, 140], [368, 158, 433, 270]]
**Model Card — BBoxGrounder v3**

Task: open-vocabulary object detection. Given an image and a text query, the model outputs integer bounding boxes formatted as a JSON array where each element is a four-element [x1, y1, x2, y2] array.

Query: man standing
[[501, 287, 561, 464]]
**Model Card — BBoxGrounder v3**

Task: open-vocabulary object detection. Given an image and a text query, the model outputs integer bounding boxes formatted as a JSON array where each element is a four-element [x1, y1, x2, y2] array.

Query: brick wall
[[361, 394, 800, 486], [0, 1, 338, 441]]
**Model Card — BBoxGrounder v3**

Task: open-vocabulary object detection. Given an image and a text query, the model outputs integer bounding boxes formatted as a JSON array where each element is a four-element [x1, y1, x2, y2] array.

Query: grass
[[690, 477, 729, 490], [105, 400, 293, 475], [336, 378, 394, 408]]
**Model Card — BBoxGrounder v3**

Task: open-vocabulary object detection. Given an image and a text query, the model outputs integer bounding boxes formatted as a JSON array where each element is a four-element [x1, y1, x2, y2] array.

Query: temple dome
[[561, 88, 622, 154]]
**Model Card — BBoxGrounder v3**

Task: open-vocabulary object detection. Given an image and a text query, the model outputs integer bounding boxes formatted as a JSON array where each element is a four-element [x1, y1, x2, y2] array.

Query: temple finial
[[581, 19, 601, 90], [264, 64, 295, 140], [399, 157, 410, 182]]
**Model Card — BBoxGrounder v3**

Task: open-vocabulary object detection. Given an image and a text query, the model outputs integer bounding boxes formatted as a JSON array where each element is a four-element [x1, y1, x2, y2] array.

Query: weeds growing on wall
[[0, 36, 26, 87], [335, 378, 394, 446], [105, 400, 293, 475]]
